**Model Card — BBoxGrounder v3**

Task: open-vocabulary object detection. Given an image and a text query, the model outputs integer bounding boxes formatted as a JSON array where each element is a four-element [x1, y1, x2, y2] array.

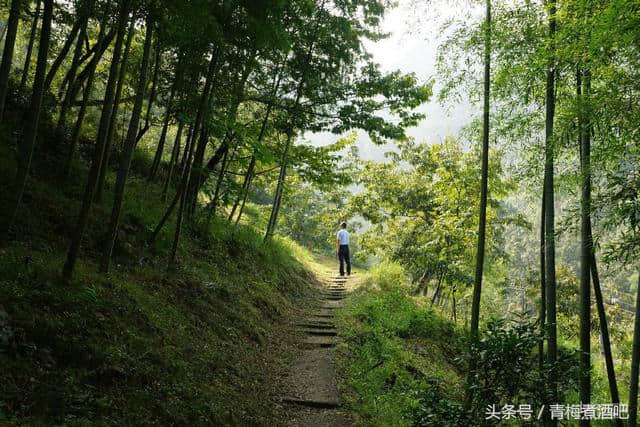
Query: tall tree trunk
[[63, 19, 106, 177], [0, 0, 53, 245], [95, 17, 135, 203], [539, 192, 546, 372], [543, 0, 558, 420], [0, 0, 23, 120], [18, 0, 41, 93], [629, 272, 640, 426], [149, 71, 179, 180], [62, 0, 130, 281], [465, 2, 492, 409], [135, 39, 161, 144], [577, 67, 591, 423], [161, 119, 184, 202], [469, 0, 491, 347], [100, 14, 154, 273]]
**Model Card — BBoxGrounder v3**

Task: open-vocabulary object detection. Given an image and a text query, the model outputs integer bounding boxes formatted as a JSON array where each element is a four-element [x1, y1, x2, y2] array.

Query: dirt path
[[281, 273, 353, 426]]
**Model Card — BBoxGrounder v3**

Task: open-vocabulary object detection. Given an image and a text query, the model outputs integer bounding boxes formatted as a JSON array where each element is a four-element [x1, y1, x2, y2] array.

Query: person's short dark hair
[[340, 222, 347, 228]]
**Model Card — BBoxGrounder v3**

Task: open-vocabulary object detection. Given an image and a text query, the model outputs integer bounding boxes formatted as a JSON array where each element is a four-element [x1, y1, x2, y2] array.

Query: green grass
[[336, 263, 467, 426]]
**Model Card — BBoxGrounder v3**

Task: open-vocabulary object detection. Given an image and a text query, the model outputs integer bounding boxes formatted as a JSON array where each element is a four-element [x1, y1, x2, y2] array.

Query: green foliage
[[465, 316, 580, 422], [338, 269, 467, 426], [368, 260, 410, 292]]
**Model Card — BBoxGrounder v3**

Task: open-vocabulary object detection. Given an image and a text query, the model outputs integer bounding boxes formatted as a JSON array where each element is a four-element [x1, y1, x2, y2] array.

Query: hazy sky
[[306, 1, 478, 161]]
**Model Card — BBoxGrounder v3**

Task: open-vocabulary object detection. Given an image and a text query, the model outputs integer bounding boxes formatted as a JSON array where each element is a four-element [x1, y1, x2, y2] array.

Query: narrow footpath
[[281, 273, 353, 426]]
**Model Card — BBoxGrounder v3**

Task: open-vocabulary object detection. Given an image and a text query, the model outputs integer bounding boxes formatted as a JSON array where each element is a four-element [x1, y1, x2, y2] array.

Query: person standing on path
[[336, 222, 351, 276]]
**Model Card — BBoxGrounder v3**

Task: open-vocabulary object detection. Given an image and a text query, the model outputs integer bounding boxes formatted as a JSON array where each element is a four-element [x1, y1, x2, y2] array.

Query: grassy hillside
[[336, 263, 467, 426], [0, 119, 322, 424]]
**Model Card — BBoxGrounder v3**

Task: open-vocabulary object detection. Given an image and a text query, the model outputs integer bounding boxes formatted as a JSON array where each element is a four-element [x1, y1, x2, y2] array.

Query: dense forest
[[0, 0, 639, 425]]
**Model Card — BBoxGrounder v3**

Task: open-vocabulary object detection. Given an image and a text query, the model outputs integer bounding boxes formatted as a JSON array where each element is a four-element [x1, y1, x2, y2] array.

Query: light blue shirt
[[337, 229, 350, 245]]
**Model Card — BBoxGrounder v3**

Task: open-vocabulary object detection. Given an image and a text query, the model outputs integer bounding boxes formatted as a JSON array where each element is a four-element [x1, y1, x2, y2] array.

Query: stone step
[[282, 397, 341, 409], [324, 295, 345, 301], [302, 335, 336, 348], [298, 322, 336, 329], [302, 328, 337, 336]]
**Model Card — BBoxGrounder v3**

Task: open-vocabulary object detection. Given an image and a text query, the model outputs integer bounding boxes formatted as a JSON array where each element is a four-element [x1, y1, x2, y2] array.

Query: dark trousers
[[339, 245, 351, 276]]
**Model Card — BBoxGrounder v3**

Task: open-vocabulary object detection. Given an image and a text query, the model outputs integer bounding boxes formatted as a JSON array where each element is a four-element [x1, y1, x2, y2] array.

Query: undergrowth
[[336, 263, 467, 426]]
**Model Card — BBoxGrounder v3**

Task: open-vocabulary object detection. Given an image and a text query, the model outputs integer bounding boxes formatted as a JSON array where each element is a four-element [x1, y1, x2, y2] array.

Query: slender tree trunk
[[149, 72, 179, 180], [465, 2, 492, 410], [179, 124, 194, 176], [539, 192, 546, 372], [629, 272, 640, 426], [135, 39, 161, 144], [543, 0, 558, 419], [43, 17, 84, 93], [206, 146, 229, 223], [100, 14, 154, 273], [62, 0, 130, 280], [234, 175, 253, 225], [265, 130, 293, 240], [161, 120, 184, 202], [577, 67, 591, 423], [19, 0, 41, 93], [452, 285, 457, 323], [431, 271, 444, 307], [168, 131, 196, 269], [55, 16, 87, 140], [63, 21, 106, 177], [95, 17, 134, 203], [0, 0, 53, 245], [590, 245, 621, 425], [0, 0, 23, 120], [469, 0, 491, 346]]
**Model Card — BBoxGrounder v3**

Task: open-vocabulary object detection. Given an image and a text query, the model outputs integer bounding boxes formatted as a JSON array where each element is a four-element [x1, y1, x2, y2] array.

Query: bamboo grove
[[435, 0, 640, 423]]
